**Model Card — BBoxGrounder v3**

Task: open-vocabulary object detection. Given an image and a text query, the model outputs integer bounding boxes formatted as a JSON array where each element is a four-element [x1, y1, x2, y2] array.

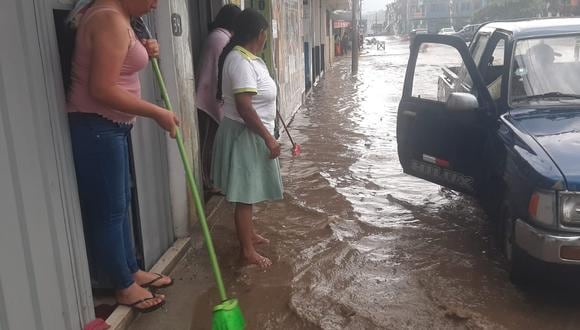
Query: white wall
[[273, 0, 306, 121]]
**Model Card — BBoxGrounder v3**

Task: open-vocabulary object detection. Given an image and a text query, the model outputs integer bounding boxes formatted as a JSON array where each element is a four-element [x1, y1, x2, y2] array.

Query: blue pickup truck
[[397, 18, 580, 283]]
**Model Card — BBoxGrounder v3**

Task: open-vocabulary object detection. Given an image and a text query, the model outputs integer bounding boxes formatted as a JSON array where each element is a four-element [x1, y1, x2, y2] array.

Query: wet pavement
[[132, 38, 580, 330]]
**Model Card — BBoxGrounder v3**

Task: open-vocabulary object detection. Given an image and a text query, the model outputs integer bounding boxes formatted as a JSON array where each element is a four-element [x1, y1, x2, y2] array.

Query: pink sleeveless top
[[67, 5, 149, 124]]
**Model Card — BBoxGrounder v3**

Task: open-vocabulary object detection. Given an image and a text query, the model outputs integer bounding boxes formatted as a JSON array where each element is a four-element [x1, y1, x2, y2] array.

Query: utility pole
[[406, 0, 410, 33], [352, 0, 360, 74], [449, 0, 454, 28]]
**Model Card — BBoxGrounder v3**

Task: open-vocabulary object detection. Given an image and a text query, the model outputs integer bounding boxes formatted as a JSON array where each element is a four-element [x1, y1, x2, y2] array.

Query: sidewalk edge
[[105, 237, 191, 330]]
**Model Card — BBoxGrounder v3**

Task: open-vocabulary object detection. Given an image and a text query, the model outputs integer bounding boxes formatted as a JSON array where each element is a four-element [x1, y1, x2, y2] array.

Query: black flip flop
[[141, 273, 174, 290], [119, 295, 165, 313]]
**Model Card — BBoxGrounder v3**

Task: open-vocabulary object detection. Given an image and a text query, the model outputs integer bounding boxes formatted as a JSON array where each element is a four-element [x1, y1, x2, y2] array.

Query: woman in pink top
[[67, 0, 178, 313], [196, 4, 241, 197]]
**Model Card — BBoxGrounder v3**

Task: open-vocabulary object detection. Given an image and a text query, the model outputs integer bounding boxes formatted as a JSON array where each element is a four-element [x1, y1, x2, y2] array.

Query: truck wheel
[[499, 205, 528, 285], [487, 181, 505, 249]]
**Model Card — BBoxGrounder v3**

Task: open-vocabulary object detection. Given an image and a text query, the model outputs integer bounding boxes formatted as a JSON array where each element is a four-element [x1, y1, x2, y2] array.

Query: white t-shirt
[[222, 46, 277, 134]]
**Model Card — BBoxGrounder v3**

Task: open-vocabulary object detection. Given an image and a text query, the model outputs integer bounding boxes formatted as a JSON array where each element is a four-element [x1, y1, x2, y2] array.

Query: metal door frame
[[33, 0, 95, 324]]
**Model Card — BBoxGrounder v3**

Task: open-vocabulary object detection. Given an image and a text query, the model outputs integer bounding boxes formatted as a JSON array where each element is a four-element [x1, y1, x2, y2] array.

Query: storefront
[[333, 19, 352, 56]]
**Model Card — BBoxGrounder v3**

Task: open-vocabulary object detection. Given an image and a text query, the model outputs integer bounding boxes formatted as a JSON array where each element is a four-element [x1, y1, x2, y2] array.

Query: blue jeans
[[69, 113, 139, 289]]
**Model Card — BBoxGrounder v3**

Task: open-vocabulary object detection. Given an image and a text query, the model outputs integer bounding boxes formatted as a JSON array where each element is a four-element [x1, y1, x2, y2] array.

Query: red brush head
[[291, 144, 302, 157]]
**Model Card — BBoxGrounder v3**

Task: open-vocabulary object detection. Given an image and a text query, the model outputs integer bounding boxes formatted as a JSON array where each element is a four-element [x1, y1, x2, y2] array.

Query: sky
[[362, 0, 394, 13]]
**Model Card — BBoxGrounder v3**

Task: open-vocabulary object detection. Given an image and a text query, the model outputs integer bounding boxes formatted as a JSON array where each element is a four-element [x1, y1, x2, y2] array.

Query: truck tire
[[499, 204, 529, 286], [482, 177, 504, 248]]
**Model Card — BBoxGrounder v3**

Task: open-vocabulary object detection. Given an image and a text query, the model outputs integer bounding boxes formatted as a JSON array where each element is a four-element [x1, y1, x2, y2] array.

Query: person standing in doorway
[[67, 0, 178, 313], [196, 4, 241, 199], [213, 9, 283, 269], [342, 30, 351, 55]]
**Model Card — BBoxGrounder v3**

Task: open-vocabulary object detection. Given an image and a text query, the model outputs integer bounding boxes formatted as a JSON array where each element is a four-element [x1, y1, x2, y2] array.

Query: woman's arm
[[87, 12, 179, 136], [235, 93, 280, 159]]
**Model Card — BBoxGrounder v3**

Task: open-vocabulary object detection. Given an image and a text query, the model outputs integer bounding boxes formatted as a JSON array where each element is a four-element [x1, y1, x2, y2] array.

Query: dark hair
[[208, 4, 241, 32], [216, 9, 269, 100]]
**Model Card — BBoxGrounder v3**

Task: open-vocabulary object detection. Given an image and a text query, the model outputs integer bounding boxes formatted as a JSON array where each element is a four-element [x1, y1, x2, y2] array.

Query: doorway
[[53, 7, 146, 281], [189, 0, 227, 201], [31, 0, 176, 325], [51, 8, 149, 320], [50, 2, 179, 320]]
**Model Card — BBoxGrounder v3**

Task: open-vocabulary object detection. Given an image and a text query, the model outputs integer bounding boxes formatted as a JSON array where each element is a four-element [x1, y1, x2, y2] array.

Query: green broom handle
[[150, 58, 228, 302]]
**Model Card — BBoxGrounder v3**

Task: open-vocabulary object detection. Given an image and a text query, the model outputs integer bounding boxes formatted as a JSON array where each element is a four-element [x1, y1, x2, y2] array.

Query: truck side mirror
[[446, 92, 479, 112]]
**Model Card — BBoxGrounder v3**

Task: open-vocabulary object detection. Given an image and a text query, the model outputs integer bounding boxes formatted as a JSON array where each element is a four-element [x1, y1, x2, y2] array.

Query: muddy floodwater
[[189, 38, 580, 330]]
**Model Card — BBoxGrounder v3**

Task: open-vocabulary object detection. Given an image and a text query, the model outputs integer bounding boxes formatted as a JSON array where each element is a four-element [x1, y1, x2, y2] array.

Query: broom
[[131, 17, 245, 330]]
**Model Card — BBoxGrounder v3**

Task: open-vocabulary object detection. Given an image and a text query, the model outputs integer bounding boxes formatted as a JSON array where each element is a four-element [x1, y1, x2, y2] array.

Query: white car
[[438, 27, 455, 35]]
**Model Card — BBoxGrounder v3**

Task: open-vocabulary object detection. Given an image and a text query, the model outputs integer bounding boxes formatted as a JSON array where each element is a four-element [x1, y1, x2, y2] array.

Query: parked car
[[438, 27, 456, 35], [453, 24, 481, 42], [397, 18, 580, 283]]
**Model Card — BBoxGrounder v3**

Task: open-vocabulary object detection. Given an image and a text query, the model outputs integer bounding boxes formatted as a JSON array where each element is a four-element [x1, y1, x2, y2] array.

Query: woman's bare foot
[[116, 283, 165, 310], [252, 233, 270, 245], [242, 251, 272, 269], [133, 270, 173, 289]]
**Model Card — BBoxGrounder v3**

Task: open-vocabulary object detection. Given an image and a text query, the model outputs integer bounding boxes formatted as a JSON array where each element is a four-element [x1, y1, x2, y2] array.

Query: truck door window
[[471, 34, 490, 63], [483, 38, 506, 101], [411, 43, 476, 102], [457, 34, 489, 90]]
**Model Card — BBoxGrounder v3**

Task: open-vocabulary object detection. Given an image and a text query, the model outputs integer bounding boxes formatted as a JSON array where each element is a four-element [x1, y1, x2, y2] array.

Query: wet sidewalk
[[128, 198, 232, 330], [129, 196, 312, 330]]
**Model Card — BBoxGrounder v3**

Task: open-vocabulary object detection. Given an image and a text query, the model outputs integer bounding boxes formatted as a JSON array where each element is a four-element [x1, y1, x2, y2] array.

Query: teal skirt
[[211, 117, 283, 204]]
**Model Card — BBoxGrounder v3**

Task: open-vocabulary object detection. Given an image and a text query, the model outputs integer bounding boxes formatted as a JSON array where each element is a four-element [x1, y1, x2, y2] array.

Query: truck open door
[[397, 34, 496, 195]]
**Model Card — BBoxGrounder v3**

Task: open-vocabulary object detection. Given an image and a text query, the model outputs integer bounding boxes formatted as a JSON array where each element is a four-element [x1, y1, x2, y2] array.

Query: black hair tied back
[[216, 9, 269, 101], [208, 4, 241, 32]]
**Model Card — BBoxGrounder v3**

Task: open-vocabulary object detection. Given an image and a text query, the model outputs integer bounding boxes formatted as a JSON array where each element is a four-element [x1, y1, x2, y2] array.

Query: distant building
[[386, 0, 488, 35], [362, 9, 386, 35], [546, 0, 580, 16], [371, 23, 384, 34]]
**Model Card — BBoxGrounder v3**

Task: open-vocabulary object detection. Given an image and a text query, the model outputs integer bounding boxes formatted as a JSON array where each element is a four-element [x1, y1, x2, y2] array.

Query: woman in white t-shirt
[[212, 9, 283, 269]]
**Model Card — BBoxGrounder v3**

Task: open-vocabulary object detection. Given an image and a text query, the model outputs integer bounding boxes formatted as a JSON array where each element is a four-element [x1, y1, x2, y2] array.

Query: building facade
[[247, 0, 348, 121]]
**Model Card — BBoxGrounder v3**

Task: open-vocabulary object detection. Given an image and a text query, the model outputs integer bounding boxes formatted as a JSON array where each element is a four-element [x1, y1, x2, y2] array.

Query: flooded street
[[186, 38, 580, 329]]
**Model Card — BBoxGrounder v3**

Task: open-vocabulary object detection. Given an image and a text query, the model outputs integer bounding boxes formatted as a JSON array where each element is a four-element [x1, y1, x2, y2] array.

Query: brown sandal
[[141, 273, 174, 290]]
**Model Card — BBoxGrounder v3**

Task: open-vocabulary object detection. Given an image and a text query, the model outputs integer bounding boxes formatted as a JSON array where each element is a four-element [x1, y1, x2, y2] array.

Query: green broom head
[[212, 299, 245, 330]]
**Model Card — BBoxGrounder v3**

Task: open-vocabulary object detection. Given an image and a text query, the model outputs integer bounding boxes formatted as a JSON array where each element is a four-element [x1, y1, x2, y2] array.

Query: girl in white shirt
[[212, 9, 283, 269]]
